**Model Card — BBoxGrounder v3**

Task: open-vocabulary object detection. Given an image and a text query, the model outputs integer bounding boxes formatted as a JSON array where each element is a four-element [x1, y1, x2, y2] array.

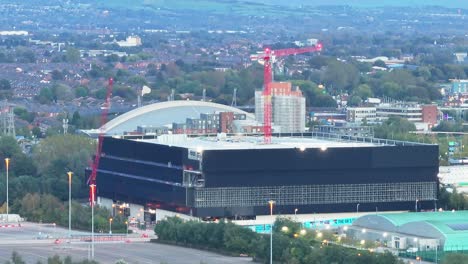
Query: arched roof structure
[[82, 100, 255, 136], [352, 211, 468, 251]]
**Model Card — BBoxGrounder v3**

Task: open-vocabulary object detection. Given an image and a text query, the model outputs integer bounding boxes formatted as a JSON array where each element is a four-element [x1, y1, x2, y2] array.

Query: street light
[[4, 158, 10, 223], [89, 184, 96, 259], [268, 200, 275, 264], [294, 208, 298, 217], [356, 203, 360, 214], [109, 218, 113, 234], [67, 171, 73, 240], [125, 220, 128, 236], [415, 200, 418, 212]]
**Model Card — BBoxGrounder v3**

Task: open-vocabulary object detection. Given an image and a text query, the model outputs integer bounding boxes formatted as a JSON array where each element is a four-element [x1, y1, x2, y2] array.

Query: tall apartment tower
[[255, 82, 306, 133]]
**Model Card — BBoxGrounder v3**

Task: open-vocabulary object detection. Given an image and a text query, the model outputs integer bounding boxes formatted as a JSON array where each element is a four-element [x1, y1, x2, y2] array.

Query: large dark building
[[95, 134, 439, 218]]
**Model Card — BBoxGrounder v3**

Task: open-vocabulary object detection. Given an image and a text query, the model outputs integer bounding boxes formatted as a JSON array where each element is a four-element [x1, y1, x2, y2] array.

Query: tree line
[[154, 216, 403, 264], [154, 216, 468, 264], [0, 134, 126, 233]]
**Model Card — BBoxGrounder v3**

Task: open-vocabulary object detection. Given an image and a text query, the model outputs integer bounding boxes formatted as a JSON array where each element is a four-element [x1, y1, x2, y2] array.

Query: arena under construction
[[94, 132, 439, 219]]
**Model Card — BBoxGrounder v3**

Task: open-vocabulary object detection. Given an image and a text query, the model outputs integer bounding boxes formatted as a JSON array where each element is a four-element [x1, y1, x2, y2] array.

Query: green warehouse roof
[[354, 211, 468, 251], [378, 211, 468, 226]]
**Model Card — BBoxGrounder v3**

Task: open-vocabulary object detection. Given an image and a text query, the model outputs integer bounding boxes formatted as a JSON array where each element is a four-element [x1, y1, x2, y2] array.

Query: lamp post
[[415, 200, 418, 212], [268, 200, 275, 264], [356, 203, 360, 214], [90, 184, 95, 259], [4, 158, 9, 223], [109, 218, 113, 234], [294, 208, 298, 218], [67, 171, 73, 239], [125, 220, 128, 237]]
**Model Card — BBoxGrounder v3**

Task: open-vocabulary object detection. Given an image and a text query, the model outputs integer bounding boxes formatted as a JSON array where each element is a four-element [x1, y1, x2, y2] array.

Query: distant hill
[[0, 0, 466, 9], [250, 0, 468, 8], [87, 0, 468, 10]]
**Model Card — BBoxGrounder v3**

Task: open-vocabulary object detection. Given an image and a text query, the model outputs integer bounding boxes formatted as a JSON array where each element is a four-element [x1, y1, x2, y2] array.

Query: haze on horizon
[[253, 0, 468, 8]]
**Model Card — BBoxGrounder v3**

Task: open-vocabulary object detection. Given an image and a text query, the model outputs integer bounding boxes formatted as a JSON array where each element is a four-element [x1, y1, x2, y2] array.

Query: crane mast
[[251, 43, 323, 143], [88, 77, 113, 203]]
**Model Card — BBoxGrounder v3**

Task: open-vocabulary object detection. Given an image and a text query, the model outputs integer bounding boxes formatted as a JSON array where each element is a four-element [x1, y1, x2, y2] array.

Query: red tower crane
[[250, 43, 323, 143], [88, 77, 114, 203]]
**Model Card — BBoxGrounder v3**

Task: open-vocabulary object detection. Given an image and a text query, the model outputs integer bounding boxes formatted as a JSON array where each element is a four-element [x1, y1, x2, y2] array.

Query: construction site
[[85, 42, 437, 223], [94, 133, 438, 219]]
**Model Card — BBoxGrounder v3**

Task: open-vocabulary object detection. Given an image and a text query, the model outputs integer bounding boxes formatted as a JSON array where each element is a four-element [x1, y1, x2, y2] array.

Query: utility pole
[[7, 107, 15, 137], [63, 118, 69, 134], [231, 88, 237, 107]]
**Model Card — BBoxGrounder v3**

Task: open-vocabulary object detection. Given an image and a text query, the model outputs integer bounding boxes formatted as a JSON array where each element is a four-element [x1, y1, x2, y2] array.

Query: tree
[[51, 84, 73, 101], [373, 60, 387, 68], [10, 251, 25, 264], [65, 47, 81, 63], [322, 60, 360, 93], [354, 84, 373, 100], [71, 111, 81, 126], [14, 107, 35, 122], [374, 117, 417, 139], [378, 82, 402, 99], [113, 86, 137, 100], [0, 79, 13, 99], [223, 223, 256, 253], [0, 79, 11, 90], [32, 135, 95, 199], [0, 136, 36, 177], [32, 126, 42, 138], [51, 70, 64, 81], [348, 95, 363, 106], [37, 87, 54, 104], [127, 76, 148, 86], [74, 86, 89, 98], [308, 56, 331, 69]]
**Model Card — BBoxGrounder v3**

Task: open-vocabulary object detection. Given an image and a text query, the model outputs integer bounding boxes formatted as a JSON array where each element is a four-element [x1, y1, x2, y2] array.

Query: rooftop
[[139, 134, 383, 151], [353, 211, 468, 251]]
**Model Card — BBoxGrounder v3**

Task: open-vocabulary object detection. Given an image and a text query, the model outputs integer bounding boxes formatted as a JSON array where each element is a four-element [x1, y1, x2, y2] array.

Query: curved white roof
[[84, 100, 255, 136]]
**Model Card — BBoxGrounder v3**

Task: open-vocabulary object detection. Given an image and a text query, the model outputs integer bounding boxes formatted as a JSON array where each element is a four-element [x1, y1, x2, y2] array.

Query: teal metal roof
[[378, 211, 468, 227], [377, 211, 468, 251]]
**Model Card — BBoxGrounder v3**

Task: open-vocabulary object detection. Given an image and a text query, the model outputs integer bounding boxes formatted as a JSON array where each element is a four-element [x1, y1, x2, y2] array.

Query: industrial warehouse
[[94, 132, 439, 219]]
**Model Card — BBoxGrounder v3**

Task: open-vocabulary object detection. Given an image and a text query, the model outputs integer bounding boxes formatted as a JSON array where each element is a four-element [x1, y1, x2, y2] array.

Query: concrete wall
[[0, 214, 23, 222]]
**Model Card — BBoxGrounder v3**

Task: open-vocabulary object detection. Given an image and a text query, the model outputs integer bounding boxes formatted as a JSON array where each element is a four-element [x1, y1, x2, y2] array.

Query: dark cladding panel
[[101, 137, 185, 166], [97, 171, 187, 206], [202, 145, 438, 173], [202, 147, 373, 172], [371, 145, 439, 168], [99, 157, 183, 184], [203, 167, 438, 187], [201, 145, 439, 188]]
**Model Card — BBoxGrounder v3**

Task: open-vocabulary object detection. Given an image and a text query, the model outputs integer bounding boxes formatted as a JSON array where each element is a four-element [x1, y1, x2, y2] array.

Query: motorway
[[0, 223, 253, 264]]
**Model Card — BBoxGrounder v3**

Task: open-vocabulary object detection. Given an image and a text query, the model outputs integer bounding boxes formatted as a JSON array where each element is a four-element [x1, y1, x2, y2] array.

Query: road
[[0, 223, 253, 264], [0, 243, 253, 264]]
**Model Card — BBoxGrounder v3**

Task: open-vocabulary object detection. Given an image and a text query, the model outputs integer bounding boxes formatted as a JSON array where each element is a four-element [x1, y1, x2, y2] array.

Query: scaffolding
[[193, 182, 437, 208], [1, 101, 15, 137], [255, 84, 306, 134]]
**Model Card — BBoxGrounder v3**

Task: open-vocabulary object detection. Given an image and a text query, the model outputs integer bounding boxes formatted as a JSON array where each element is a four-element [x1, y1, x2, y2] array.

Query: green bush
[[154, 217, 404, 264]]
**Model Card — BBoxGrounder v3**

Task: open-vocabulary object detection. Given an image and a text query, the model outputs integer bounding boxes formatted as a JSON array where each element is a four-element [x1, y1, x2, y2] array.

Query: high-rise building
[[255, 82, 306, 133]]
